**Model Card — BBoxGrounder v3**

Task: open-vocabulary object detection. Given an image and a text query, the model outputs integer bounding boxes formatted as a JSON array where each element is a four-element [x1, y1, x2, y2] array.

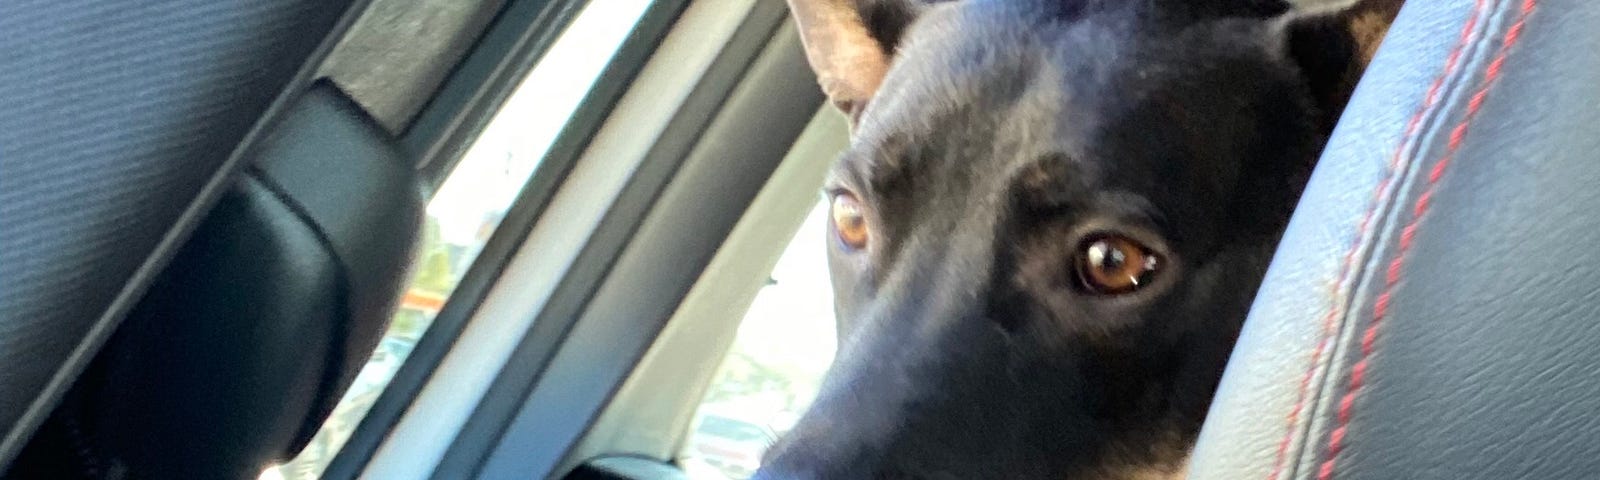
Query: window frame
[[321, 0, 697, 476], [322, 0, 833, 477], [427, 3, 827, 478]]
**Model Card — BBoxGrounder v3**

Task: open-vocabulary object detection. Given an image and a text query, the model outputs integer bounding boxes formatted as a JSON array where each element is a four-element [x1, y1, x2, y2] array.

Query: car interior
[[1, 0, 1595, 479]]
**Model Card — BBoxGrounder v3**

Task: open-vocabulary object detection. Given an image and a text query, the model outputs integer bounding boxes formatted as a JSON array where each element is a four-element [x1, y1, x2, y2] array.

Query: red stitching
[[1317, 1, 1537, 479], [1263, 1, 1491, 478]]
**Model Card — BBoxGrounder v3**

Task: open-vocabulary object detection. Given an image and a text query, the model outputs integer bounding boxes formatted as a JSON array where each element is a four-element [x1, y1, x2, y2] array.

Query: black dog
[[756, 0, 1402, 478]]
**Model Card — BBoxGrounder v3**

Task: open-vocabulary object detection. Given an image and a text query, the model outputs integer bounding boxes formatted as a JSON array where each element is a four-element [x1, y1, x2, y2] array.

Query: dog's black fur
[[757, 0, 1402, 479]]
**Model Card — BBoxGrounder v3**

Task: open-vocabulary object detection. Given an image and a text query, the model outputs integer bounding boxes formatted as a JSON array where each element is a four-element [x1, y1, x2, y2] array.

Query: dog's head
[[755, 0, 1397, 479]]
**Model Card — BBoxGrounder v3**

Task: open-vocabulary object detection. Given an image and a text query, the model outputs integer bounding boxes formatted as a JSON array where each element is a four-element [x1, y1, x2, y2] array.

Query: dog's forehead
[[845, 5, 1091, 178], [865, 3, 1086, 127], [867, 2, 1282, 123], [844, 2, 1292, 194], [840, 7, 1124, 189]]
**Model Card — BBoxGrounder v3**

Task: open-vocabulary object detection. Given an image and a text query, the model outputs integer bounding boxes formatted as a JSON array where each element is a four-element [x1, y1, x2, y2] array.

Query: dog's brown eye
[[1075, 235, 1161, 294], [831, 192, 869, 250]]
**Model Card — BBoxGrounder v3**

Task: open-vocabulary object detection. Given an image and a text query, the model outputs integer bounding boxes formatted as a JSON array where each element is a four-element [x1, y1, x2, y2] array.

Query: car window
[[261, 1, 655, 478], [681, 199, 838, 480], [696, 415, 774, 444]]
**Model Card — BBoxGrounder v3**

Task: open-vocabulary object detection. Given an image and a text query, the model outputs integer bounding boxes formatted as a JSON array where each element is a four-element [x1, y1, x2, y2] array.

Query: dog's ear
[[1279, 0, 1404, 130], [786, 0, 924, 128]]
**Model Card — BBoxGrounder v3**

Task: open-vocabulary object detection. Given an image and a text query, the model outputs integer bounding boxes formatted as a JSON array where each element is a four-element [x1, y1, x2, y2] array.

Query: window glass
[[262, 1, 655, 479], [681, 200, 839, 480]]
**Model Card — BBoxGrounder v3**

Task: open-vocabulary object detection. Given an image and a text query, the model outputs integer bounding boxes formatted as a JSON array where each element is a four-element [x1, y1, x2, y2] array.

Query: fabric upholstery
[[0, 0, 355, 462]]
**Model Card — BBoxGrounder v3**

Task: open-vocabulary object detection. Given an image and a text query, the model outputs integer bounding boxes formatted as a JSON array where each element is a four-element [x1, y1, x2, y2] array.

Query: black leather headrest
[[1189, 0, 1600, 478]]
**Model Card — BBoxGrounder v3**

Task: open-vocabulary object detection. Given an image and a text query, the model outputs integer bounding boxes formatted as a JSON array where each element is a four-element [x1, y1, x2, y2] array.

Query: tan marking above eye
[[831, 192, 870, 250], [1074, 234, 1162, 294]]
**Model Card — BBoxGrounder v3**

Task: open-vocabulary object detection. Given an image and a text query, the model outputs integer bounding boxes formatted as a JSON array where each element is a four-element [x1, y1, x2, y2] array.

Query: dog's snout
[[752, 301, 1038, 479]]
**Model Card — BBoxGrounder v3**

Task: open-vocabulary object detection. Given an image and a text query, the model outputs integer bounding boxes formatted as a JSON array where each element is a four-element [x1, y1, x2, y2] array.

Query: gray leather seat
[[1188, 0, 1600, 478]]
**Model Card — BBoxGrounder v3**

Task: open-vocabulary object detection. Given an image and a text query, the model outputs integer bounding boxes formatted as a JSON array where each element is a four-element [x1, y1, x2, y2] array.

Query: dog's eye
[[831, 192, 869, 250], [1074, 234, 1161, 294]]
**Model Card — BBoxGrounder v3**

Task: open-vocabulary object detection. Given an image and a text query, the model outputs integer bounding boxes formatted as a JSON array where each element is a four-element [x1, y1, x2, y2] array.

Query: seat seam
[[1314, 1, 1539, 478], [1263, 1, 1495, 478]]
